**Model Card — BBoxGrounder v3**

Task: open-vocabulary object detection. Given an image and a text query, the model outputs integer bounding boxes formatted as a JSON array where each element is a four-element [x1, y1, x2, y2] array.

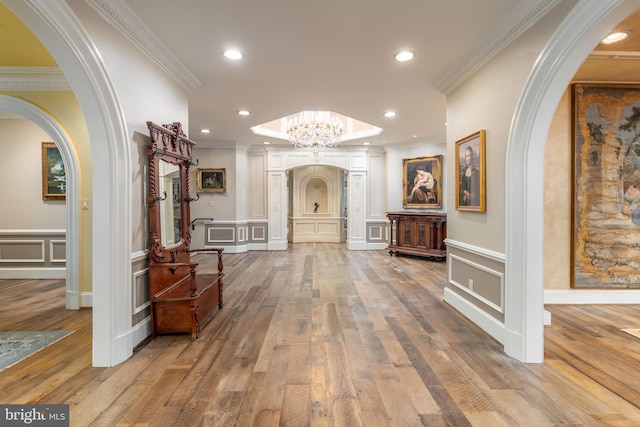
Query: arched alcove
[[305, 177, 328, 214]]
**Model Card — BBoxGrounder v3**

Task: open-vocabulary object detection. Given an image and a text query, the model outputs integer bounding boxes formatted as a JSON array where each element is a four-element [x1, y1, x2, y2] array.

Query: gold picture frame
[[455, 130, 486, 212], [42, 142, 65, 201], [402, 155, 443, 209], [197, 168, 226, 193]]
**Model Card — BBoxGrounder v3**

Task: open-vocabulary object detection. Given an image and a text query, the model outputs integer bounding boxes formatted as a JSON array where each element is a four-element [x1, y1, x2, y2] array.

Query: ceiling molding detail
[[435, 0, 564, 94], [0, 66, 71, 91], [85, 0, 201, 92]]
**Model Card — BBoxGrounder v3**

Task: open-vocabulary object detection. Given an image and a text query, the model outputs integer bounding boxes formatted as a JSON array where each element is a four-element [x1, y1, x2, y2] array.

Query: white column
[[267, 170, 288, 250], [347, 171, 367, 249]]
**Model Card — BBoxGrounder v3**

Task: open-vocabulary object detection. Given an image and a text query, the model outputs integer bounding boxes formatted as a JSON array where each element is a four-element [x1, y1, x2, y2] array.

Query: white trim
[[444, 238, 506, 263], [201, 244, 248, 254], [250, 225, 267, 242], [130, 316, 151, 348], [435, 0, 564, 94], [131, 250, 148, 263], [448, 253, 505, 313], [0, 66, 71, 91], [444, 287, 505, 344], [50, 240, 66, 263], [207, 226, 235, 243], [132, 268, 149, 314], [544, 289, 640, 304], [367, 224, 385, 241], [0, 229, 66, 235], [81, 291, 92, 307], [85, 0, 200, 92], [0, 240, 45, 262], [347, 240, 368, 250]]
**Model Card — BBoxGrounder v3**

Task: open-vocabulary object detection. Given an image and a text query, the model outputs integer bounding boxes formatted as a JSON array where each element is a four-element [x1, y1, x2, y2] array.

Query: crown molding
[[435, 0, 564, 94], [0, 66, 71, 91], [85, 0, 201, 93]]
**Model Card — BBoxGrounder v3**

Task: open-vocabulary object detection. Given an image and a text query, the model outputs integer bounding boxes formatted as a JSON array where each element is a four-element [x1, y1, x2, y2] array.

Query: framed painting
[[571, 83, 640, 288], [42, 142, 65, 201], [455, 130, 486, 212], [402, 155, 443, 209], [197, 168, 226, 193]]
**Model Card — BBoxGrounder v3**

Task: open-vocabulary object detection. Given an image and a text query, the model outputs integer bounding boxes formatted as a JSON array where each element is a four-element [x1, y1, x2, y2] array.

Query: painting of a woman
[[455, 130, 485, 212], [459, 146, 480, 207]]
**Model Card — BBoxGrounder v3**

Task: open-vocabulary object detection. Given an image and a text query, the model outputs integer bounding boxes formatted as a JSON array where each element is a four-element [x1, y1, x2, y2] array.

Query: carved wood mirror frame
[[146, 121, 198, 264]]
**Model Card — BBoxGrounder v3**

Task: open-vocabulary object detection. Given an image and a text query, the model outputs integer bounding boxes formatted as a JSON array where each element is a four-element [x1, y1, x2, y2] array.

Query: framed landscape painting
[[571, 83, 640, 288], [455, 130, 486, 212], [402, 155, 443, 209], [197, 168, 226, 193], [42, 142, 65, 201]]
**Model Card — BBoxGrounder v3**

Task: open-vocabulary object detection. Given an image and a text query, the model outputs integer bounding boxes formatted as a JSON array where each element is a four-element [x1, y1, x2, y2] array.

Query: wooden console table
[[386, 211, 447, 261]]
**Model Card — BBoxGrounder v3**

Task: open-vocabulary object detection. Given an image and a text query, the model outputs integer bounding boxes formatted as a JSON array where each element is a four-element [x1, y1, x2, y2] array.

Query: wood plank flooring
[[1, 243, 640, 426]]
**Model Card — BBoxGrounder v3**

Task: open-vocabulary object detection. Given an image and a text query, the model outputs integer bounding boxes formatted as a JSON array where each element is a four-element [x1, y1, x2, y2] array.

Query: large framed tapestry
[[572, 83, 640, 288]]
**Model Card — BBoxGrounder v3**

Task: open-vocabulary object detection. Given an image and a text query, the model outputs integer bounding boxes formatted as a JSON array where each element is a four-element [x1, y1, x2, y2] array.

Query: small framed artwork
[[403, 155, 443, 209], [42, 142, 66, 201], [455, 130, 486, 212], [197, 168, 226, 193]]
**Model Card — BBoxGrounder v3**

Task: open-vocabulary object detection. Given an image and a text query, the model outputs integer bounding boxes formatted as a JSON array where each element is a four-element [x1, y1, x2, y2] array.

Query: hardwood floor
[[1, 244, 640, 426]]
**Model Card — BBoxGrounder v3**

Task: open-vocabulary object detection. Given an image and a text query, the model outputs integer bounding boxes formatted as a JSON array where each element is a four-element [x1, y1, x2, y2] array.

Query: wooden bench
[[149, 248, 224, 340]]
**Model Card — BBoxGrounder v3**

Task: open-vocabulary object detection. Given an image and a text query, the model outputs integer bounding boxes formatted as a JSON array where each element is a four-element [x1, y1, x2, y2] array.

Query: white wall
[[68, 0, 190, 254], [446, 2, 576, 253], [385, 141, 447, 213], [0, 117, 65, 228]]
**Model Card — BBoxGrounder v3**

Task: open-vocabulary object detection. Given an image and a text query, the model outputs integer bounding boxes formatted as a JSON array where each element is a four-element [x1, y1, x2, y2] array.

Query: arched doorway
[[0, 95, 80, 309], [506, 0, 640, 362], [5, 0, 133, 366]]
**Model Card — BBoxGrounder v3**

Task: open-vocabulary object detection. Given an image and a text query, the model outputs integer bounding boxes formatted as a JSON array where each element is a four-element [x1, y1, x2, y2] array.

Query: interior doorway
[[287, 165, 347, 243]]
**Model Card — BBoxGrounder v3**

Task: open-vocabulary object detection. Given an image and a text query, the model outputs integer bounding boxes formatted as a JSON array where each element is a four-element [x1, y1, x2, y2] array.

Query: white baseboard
[[347, 240, 368, 250], [444, 287, 505, 344], [544, 289, 640, 304], [131, 317, 151, 348], [81, 292, 92, 307]]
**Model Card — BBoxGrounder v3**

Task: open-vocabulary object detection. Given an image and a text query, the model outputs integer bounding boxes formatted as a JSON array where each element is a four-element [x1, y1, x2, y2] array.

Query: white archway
[[0, 95, 80, 309], [506, 0, 640, 362], [4, 0, 133, 366]]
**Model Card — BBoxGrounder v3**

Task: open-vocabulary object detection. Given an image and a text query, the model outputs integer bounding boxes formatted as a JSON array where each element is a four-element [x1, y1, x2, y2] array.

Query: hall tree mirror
[[146, 121, 224, 340]]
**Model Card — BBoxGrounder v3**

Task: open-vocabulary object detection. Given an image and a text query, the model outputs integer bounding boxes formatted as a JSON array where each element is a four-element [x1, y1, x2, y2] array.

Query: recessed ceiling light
[[223, 49, 244, 60], [384, 111, 396, 118], [200, 129, 211, 133], [238, 110, 250, 116], [394, 50, 415, 62], [362, 142, 371, 145], [262, 141, 271, 145], [601, 31, 630, 45]]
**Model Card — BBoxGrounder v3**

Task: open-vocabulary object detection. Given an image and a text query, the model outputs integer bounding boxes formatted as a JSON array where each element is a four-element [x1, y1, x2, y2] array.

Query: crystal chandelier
[[287, 111, 343, 148]]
